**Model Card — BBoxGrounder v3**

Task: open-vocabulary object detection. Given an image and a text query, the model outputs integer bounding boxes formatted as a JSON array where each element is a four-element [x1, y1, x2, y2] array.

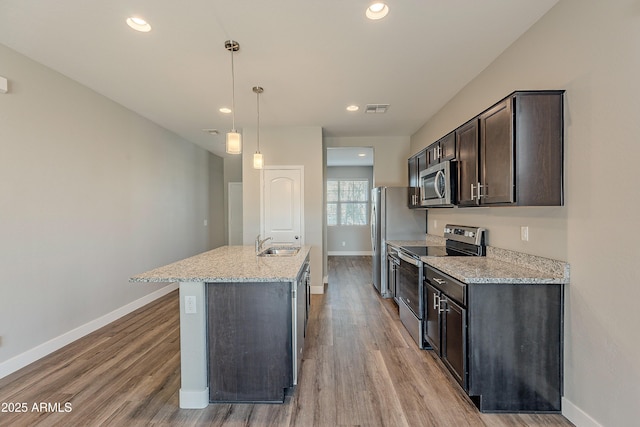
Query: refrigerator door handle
[[370, 204, 377, 254]]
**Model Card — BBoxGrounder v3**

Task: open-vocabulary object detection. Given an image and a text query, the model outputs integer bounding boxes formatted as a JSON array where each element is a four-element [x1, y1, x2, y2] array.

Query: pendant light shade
[[253, 152, 264, 169], [226, 132, 242, 155], [225, 40, 242, 154], [252, 86, 264, 169]]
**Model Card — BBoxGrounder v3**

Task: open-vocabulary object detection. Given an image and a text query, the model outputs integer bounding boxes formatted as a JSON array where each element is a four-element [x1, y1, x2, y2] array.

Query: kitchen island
[[130, 245, 311, 408]]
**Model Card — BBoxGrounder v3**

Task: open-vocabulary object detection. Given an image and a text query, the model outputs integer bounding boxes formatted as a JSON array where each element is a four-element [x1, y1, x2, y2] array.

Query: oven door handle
[[398, 251, 421, 266]]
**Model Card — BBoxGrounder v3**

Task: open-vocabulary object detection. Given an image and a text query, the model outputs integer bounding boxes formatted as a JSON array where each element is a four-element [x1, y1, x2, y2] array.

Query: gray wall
[[411, 0, 640, 425], [325, 136, 410, 187], [326, 166, 373, 254], [209, 154, 225, 249], [0, 43, 224, 368]]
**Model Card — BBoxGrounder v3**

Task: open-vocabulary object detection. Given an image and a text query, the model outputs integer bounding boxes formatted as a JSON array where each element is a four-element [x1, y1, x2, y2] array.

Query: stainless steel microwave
[[419, 161, 455, 207]]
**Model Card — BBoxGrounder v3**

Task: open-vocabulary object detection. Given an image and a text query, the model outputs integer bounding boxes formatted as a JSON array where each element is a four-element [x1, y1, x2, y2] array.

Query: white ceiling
[[0, 0, 559, 158]]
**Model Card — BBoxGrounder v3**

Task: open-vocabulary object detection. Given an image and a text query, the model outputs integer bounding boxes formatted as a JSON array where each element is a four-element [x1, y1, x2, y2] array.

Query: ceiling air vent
[[365, 104, 389, 114]]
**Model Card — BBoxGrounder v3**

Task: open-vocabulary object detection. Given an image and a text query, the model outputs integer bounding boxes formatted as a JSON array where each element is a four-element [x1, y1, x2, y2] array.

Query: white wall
[[241, 126, 324, 293], [411, 0, 640, 425], [0, 44, 221, 371]]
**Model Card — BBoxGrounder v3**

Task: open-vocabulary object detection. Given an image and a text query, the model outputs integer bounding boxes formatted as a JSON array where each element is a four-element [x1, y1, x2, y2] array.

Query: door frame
[[260, 165, 305, 245]]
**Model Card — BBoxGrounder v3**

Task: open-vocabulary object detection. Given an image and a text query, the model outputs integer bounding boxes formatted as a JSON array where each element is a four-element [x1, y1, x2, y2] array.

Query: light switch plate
[[0, 76, 7, 94]]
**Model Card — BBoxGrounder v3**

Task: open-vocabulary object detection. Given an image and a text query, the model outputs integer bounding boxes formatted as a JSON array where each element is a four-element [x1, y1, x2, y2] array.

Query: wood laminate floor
[[0, 256, 573, 427]]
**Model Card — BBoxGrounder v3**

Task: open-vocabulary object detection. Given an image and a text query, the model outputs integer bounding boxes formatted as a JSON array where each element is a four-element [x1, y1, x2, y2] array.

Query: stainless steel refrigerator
[[371, 187, 426, 297]]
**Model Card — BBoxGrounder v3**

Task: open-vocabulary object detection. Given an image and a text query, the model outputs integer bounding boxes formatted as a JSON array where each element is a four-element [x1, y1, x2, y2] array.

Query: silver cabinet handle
[[433, 294, 439, 310], [471, 183, 476, 201], [433, 278, 446, 285], [477, 182, 485, 199], [438, 296, 446, 314]]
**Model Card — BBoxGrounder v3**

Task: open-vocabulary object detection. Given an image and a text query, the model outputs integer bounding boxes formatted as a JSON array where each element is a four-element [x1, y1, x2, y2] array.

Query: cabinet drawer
[[425, 266, 466, 306]]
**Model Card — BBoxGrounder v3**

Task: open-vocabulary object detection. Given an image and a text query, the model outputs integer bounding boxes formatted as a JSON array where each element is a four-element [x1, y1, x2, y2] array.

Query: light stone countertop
[[388, 236, 569, 285], [130, 245, 311, 283], [423, 256, 569, 285]]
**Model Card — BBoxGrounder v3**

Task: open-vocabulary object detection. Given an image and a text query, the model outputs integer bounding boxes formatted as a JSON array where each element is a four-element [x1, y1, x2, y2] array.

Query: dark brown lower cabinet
[[207, 281, 292, 402], [424, 266, 564, 413], [206, 256, 309, 403], [467, 283, 563, 413]]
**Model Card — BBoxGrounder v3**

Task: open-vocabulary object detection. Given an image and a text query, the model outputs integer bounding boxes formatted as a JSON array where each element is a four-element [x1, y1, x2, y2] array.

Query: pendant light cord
[[230, 41, 236, 131], [256, 88, 260, 152]]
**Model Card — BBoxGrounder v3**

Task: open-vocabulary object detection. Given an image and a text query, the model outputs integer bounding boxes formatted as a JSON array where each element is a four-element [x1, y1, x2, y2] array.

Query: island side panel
[[207, 281, 293, 402], [178, 281, 209, 408]]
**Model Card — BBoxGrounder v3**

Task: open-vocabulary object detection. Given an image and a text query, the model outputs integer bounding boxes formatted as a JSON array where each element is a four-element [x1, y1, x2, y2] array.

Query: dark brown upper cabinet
[[426, 131, 456, 167], [407, 149, 427, 208], [457, 90, 564, 207], [456, 119, 480, 206]]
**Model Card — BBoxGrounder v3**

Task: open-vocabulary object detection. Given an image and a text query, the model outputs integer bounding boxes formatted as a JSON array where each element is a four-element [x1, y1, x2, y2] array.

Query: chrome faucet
[[255, 234, 272, 254]]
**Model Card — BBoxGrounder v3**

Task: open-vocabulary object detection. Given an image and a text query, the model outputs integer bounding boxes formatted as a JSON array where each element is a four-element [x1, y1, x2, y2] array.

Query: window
[[327, 179, 369, 226]]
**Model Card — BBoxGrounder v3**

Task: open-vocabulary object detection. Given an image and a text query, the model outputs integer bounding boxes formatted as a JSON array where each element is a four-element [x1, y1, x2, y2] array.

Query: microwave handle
[[434, 170, 445, 198]]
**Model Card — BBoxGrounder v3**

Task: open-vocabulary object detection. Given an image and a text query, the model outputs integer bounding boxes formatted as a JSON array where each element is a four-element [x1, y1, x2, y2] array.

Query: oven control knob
[[466, 231, 475, 238], [444, 227, 451, 234]]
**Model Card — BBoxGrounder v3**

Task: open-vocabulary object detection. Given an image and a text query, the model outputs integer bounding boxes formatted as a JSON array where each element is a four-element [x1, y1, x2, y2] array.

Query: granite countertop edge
[[130, 245, 311, 284], [388, 236, 570, 285]]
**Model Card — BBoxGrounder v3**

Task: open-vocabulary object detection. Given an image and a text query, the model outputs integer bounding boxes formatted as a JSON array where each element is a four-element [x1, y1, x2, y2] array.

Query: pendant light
[[225, 40, 241, 154], [253, 86, 264, 169]]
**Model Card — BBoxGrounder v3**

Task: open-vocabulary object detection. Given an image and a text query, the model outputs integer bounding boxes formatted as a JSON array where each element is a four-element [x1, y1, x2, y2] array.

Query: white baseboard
[[310, 285, 324, 294], [327, 251, 372, 256], [562, 397, 602, 427], [179, 387, 210, 409], [0, 283, 178, 380]]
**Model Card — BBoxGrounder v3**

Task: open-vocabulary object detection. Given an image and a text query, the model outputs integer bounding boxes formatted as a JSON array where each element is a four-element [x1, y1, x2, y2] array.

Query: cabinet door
[[480, 98, 514, 204], [424, 282, 441, 353], [442, 297, 467, 388], [456, 120, 479, 206], [440, 132, 456, 162], [408, 156, 419, 207], [408, 150, 427, 207], [426, 141, 440, 167]]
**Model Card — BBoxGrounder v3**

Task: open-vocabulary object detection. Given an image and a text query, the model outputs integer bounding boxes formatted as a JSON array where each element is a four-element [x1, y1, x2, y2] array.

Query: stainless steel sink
[[258, 246, 300, 257]]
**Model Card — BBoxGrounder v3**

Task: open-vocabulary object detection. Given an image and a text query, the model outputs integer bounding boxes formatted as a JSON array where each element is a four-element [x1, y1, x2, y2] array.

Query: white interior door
[[262, 167, 304, 245], [228, 182, 243, 245]]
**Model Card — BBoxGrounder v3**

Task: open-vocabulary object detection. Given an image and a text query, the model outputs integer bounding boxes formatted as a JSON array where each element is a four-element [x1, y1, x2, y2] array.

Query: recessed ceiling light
[[126, 16, 151, 32], [346, 105, 359, 112], [219, 107, 232, 114], [366, 3, 389, 20], [358, 153, 366, 157]]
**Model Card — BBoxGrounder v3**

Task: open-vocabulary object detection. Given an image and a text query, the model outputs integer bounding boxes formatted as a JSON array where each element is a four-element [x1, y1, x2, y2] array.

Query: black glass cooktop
[[401, 246, 449, 257]]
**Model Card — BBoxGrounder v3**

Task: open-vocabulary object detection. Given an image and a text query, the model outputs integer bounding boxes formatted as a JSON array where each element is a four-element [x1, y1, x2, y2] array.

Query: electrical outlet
[[204, 219, 208, 226], [433, 220, 438, 229], [520, 226, 529, 242], [341, 241, 346, 247], [185, 296, 197, 314]]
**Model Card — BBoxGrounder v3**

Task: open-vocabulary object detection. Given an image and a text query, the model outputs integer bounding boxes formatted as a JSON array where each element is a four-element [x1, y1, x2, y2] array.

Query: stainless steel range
[[395, 225, 486, 349]]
